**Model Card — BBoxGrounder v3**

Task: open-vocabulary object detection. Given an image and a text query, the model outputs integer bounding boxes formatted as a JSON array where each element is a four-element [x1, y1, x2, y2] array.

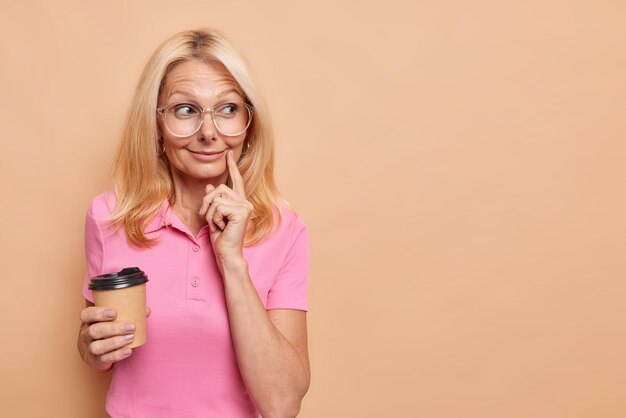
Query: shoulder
[[87, 190, 118, 218], [268, 204, 308, 245], [275, 203, 306, 227]]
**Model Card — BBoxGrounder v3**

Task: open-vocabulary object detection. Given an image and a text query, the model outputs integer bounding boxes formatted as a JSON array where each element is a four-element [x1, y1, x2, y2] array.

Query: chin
[[171, 165, 225, 183], [197, 168, 229, 181]]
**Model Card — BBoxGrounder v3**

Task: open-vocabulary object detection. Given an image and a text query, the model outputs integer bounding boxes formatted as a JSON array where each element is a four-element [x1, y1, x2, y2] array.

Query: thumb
[[209, 226, 221, 244]]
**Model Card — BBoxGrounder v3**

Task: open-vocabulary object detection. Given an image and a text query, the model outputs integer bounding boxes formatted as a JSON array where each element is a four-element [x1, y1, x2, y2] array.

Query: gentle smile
[[188, 149, 226, 155], [187, 148, 227, 161]]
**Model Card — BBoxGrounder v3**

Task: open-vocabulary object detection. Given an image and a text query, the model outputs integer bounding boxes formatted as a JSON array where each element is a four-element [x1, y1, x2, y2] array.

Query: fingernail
[[104, 309, 115, 319], [123, 334, 135, 342], [124, 323, 136, 332], [122, 348, 132, 357]]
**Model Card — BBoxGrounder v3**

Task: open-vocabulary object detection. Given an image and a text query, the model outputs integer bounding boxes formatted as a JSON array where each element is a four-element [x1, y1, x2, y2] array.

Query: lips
[[188, 149, 226, 155], [187, 148, 227, 161]]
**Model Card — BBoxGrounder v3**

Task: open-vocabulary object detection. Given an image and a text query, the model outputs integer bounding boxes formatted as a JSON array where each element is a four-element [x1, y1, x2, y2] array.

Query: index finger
[[80, 306, 117, 324], [227, 150, 245, 196]]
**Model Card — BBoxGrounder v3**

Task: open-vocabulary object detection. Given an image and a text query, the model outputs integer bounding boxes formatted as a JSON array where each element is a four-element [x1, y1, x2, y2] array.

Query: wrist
[[217, 254, 248, 275]]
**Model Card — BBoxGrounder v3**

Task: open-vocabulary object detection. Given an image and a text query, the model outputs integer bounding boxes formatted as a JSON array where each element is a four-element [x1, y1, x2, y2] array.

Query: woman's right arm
[[79, 199, 138, 371], [77, 300, 137, 372]]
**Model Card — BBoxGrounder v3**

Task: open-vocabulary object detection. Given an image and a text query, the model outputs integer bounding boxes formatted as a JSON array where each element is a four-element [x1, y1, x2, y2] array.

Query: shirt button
[[192, 245, 200, 252], [191, 279, 199, 287]]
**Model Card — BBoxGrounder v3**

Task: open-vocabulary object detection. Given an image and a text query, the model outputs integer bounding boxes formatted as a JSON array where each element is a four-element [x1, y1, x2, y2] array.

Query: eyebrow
[[168, 88, 241, 100]]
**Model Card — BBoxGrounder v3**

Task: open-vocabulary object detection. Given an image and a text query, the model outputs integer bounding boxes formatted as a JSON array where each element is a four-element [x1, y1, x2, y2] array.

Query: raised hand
[[198, 150, 253, 264]]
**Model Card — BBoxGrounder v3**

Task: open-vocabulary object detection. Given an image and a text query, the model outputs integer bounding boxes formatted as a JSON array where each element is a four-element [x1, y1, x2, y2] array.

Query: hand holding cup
[[78, 306, 140, 371], [78, 267, 150, 371]]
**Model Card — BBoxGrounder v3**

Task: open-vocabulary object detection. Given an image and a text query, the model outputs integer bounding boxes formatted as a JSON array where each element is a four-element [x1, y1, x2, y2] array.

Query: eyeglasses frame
[[156, 101, 256, 138]]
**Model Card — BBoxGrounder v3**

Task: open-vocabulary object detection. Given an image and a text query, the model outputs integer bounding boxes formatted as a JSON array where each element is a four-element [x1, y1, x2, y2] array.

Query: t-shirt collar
[[143, 199, 200, 237]]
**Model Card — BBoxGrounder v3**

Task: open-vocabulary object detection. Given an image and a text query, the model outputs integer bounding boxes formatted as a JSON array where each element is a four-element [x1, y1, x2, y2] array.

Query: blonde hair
[[109, 28, 286, 247]]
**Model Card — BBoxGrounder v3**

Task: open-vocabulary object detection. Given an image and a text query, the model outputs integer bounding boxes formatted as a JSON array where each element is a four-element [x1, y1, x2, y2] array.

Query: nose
[[197, 110, 217, 141]]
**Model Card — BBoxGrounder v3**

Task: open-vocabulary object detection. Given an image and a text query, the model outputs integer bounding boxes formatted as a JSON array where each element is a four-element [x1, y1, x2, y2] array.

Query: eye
[[173, 103, 199, 118], [216, 103, 239, 117]]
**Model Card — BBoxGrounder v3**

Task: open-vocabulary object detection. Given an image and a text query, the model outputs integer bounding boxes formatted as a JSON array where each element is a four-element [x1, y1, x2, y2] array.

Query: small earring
[[242, 140, 250, 155]]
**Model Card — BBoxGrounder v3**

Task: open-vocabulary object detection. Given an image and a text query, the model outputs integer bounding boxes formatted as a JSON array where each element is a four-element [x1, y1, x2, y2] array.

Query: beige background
[[1, 1, 625, 417]]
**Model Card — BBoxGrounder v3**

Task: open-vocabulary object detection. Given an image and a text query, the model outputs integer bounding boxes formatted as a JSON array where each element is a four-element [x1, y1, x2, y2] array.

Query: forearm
[[220, 257, 309, 417]]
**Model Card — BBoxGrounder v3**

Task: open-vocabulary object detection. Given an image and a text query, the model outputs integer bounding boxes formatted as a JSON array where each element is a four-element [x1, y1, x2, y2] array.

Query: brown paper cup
[[89, 268, 149, 349], [93, 283, 147, 348]]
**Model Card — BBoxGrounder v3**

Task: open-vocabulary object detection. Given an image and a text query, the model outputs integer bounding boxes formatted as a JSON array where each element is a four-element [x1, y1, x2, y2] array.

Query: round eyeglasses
[[157, 101, 255, 137]]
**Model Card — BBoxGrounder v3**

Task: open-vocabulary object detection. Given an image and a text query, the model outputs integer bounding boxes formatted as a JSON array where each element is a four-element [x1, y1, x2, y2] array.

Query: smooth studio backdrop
[[1, 1, 625, 417]]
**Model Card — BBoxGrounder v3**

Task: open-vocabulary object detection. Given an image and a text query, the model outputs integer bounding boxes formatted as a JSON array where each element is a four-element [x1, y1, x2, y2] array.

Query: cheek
[[225, 134, 246, 149], [226, 137, 246, 160], [162, 138, 189, 162]]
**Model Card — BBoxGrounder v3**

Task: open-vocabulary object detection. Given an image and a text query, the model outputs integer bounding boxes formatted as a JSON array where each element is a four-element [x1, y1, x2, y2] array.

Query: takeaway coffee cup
[[89, 267, 149, 348]]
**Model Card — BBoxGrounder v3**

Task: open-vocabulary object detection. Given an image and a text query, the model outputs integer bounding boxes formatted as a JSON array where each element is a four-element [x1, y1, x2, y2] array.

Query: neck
[[170, 169, 229, 215]]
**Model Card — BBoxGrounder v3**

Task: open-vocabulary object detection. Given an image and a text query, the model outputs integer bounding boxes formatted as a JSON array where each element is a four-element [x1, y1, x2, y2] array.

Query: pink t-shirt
[[82, 192, 309, 418]]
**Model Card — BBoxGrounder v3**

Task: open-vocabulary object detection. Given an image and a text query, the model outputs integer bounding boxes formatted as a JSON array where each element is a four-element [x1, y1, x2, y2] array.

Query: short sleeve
[[81, 203, 105, 303], [265, 216, 310, 311]]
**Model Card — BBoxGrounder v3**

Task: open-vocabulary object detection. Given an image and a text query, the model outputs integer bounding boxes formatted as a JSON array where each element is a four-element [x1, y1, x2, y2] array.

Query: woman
[[77, 29, 310, 418]]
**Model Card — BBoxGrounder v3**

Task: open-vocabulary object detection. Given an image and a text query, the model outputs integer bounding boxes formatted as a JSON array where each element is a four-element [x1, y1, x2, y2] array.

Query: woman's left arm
[[222, 258, 310, 418], [199, 151, 310, 418]]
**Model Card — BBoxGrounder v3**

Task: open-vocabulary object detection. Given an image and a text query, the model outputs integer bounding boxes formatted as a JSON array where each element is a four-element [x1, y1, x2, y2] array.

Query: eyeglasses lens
[[165, 102, 251, 136]]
